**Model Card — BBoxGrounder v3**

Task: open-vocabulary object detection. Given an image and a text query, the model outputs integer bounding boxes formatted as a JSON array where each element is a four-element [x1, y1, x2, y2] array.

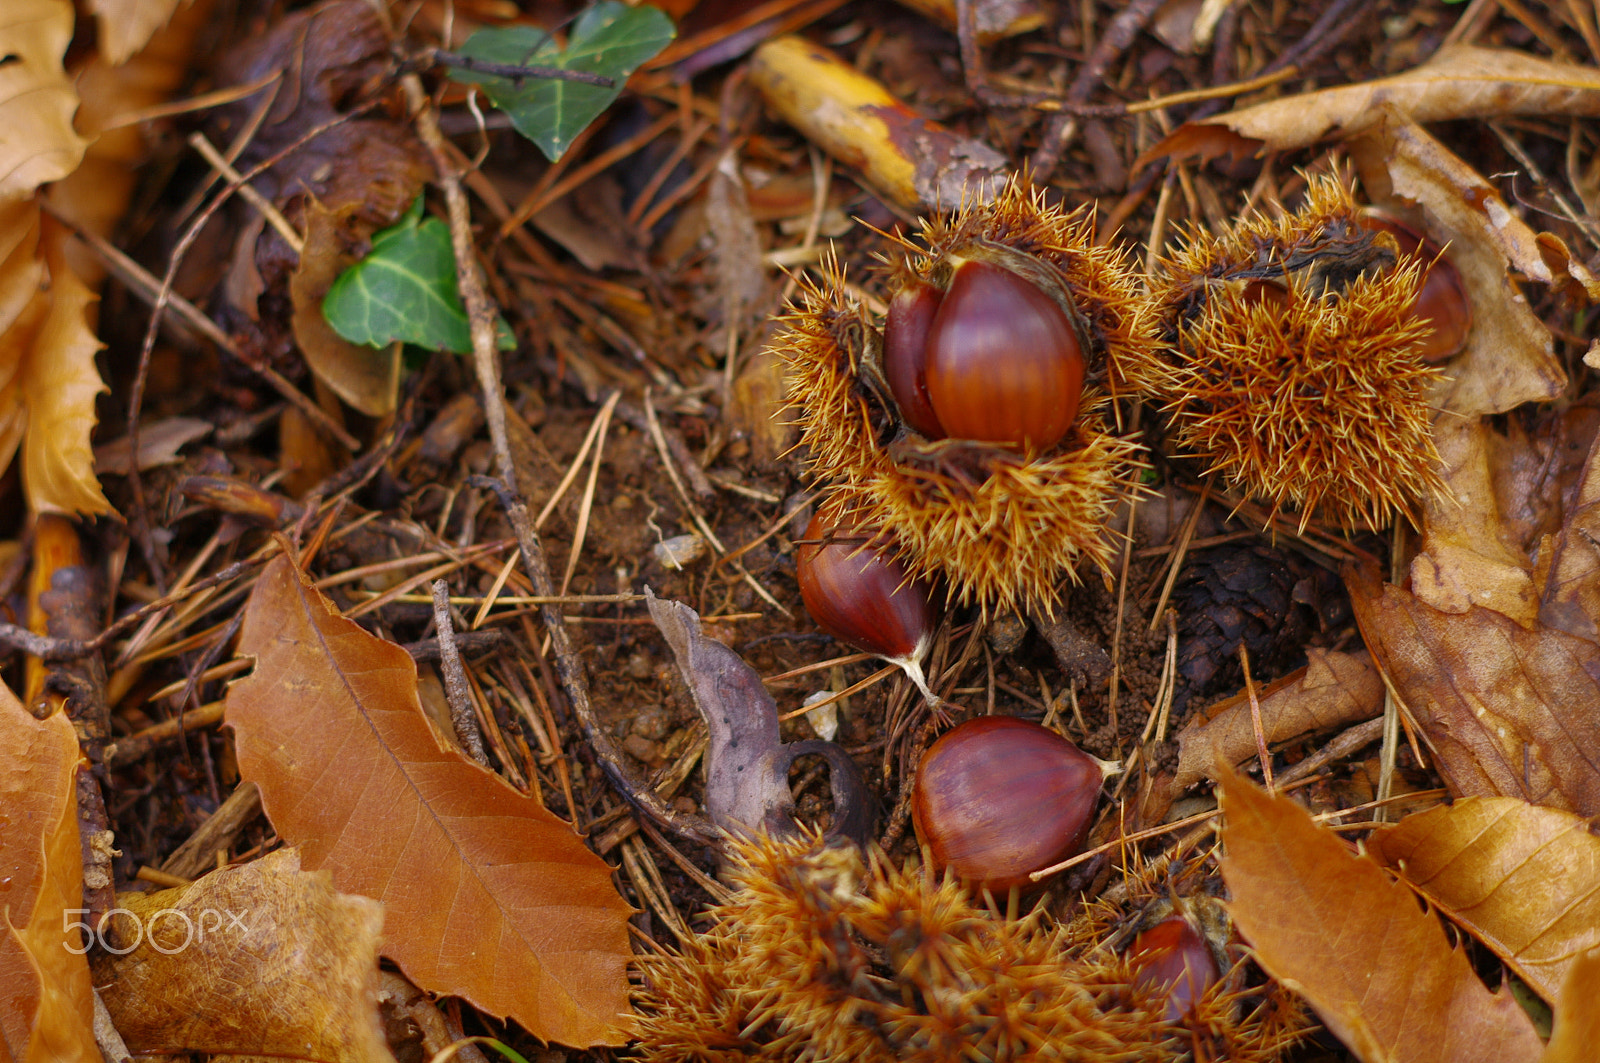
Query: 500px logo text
[[63, 907, 254, 955]]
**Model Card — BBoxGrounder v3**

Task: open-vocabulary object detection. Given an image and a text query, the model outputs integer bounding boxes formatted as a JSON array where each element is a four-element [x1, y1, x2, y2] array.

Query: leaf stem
[[434, 50, 615, 88]]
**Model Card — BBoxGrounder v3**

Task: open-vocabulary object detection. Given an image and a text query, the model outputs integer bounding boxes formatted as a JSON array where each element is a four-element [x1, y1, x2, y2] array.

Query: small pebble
[[652, 533, 707, 570], [630, 705, 671, 741], [621, 734, 661, 763], [626, 652, 653, 679]]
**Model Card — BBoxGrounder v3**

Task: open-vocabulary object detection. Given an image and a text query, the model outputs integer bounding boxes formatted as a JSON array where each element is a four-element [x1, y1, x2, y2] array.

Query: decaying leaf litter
[[3, 0, 1600, 1059]]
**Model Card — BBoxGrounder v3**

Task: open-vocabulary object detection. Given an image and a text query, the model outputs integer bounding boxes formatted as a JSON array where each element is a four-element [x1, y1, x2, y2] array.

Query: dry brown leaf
[[1346, 564, 1600, 816], [1539, 425, 1600, 642], [1409, 418, 1538, 625], [1351, 116, 1573, 418], [1219, 771, 1543, 1063], [93, 416, 212, 476], [1171, 648, 1382, 792], [288, 202, 402, 418], [0, 0, 87, 202], [0, 683, 99, 1062], [227, 556, 636, 1046], [1488, 404, 1599, 562], [86, 0, 191, 66], [94, 848, 392, 1063], [1366, 797, 1600, 1004], [1138, 45, 1600, 168], [1545, 947, 1600, 1063]]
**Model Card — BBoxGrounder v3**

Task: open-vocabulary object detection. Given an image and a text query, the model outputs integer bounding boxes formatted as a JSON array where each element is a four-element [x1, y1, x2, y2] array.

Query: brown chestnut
[[883, 278, 947, 439], [911, 715, 1105, 893], [1128, 915, 1222, 1022], [796, 507, 940, 703], [1359, 210, 1471, 363], [884, 259, 1086, 450]]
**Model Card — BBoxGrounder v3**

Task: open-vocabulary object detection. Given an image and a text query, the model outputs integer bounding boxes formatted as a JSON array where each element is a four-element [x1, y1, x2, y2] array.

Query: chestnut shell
[[911, 715, 1103, 892], [796, 509, 936, 664]]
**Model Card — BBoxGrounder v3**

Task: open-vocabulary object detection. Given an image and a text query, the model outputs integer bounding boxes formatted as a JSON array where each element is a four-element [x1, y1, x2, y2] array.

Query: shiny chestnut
[[911, 715, 1104, 893], [1359, 210, 1471, 363], [797, 507, 940, 700], [883, 278, 947, 439], [884, 259, 1086, 450], [1128, 915, 1222, 1022]]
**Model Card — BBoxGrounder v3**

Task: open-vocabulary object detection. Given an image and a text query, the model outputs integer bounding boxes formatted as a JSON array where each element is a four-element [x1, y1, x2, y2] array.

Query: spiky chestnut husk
[[1150, 175, 1446, 532], [776, 178, 1163, 614], [632, 830, 1313, 1063]]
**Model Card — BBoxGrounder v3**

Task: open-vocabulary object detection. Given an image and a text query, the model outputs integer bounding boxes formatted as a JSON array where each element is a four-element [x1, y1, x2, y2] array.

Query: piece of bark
[[749, 36, 1006, 211]]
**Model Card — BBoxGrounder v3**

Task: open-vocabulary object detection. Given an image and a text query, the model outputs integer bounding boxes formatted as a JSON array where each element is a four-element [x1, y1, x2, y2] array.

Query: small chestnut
[[1359, 210, 1471, 363], [796, 507, 940, 703], [884, 258, 1086, 450], [911, 715, 1106, 893], [1128, 915, 1222, 1022]]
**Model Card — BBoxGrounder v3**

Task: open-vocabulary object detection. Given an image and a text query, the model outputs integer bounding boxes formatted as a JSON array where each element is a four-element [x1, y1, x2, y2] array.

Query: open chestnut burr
[[777, 177, 1165, 616]]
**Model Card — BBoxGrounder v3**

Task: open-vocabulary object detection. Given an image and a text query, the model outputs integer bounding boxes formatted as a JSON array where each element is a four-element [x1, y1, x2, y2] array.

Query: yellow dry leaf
[[1139, 45, 1600, 168], [1366, 798, 1600, 1004], [0, 682, 99, 1062], [13, 217, 110, 516], [94, 848, 392, 1063], [0, 0, 87, 202], [86, 0, 191, 67]]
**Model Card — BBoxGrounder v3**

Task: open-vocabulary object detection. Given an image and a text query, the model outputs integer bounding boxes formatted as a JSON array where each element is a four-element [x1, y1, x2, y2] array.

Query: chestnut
[[884, 258, 1086, 450], [796, 506, 940, 703], [911, 715, 1106, 893], [1128, 915, 1222, 1022], [883, 278, 947, 439], [1359, 209, 1471, 363]]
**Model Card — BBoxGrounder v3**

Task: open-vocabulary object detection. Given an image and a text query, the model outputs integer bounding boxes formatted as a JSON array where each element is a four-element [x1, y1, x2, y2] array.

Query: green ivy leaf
[[323, 199, 513, 354], [453, 3, 675, 161]]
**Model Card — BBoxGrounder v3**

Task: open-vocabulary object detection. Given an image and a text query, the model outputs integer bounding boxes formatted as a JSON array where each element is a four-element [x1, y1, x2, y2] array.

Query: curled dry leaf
[[19, 218, 112, 516], [1365, 797, 1600, 1005], [1346, 563, 1600, 816], [1138, 45, 1600, 169], [1172, 648, 1382, 793], [1350, 116, 1573, 418], [1219, 771, 1543, 1063], [226, 556, 635, 1047], [0, 0, 87, 201], [1408, 418, 1539, 626], [93, 848, 391, 1063], [289, 202, 403, 417], [647, 589, 877, 845], [0, 682, 98, 1062]]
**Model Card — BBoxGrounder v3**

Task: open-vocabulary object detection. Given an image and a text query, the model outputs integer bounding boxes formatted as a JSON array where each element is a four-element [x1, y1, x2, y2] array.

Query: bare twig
[[432, 580, 490, 767], [403, 74, 722, 848]]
